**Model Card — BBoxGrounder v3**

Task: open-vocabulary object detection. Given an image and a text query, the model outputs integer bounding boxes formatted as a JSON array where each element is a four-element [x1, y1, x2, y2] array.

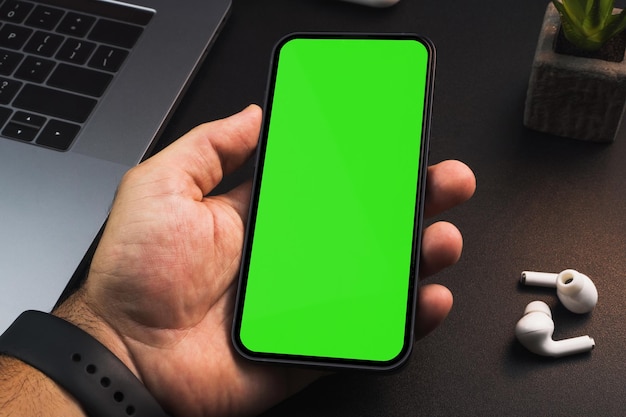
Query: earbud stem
[[521, 271, 558, 287], [546, 335, 595, 358]]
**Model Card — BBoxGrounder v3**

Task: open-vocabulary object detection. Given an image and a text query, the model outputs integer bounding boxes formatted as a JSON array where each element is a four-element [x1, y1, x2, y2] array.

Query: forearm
[[0, 290, 137, 417], [0, 355, 85, 416]]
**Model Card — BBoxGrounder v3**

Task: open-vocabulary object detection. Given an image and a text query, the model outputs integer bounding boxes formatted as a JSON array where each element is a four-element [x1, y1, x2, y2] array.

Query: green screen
[[238, 36, 431, 366]]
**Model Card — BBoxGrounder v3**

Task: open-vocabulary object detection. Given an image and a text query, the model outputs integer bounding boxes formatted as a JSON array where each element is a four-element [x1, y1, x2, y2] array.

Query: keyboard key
[[24, 31, 64, 57], [37, 119, 80, 150], [88, 19, 143, 48], [0, 76, 22, 104], [56, 38, 96, 64], [25, 6, 64, 30], [0, 1, 34, 24], [14, 84, 96, 123], [3, 122, 38, 141], [11, 111, 46, 127], [0, 106, 13, 126], [0, 24, 33, 49], [0, 48, 23, 75], [5, 111, 46, 143], [88, 45, 128, 72], [48, 63, 112, 97], [15, 56, 55, 83], [57, 12, 95, 37]]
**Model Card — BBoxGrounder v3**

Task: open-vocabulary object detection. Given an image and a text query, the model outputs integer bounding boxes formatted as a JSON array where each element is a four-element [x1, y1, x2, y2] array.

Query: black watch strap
[[0, 310, 170, 417]]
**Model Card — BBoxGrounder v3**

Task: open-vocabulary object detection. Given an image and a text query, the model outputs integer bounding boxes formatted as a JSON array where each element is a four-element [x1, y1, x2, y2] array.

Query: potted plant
[[524, 0, 626, 142]]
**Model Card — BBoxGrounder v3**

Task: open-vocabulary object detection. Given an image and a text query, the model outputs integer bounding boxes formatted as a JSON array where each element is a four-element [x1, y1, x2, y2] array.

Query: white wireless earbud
[[515, 301, 595, 358], [520, 269, 598, 314]]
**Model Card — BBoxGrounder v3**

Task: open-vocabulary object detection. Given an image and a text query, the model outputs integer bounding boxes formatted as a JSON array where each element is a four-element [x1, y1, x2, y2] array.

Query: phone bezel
[[232, 32, 436, 371]]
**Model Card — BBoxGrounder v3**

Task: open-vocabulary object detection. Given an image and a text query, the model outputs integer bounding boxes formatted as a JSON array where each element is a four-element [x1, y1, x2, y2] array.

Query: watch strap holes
[[114, 391, 125, 402]]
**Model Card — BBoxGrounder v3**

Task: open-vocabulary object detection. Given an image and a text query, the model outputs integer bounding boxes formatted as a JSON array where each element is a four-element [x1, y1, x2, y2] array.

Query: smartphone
[[233, 33, 435, 371]]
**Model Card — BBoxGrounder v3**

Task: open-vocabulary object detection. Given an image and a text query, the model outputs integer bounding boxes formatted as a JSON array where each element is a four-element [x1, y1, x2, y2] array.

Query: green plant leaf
[[553, 0, 593, 25], [554, 0, 593, 48], [582, 0, 614, 38], [605, 9, 626, 39], [592, 0, 615, 29], [553, 0, 585, 36], [560, 16, 604, 49], [553, 0, 626, 50], [584, 0, 602, 30], [556, 0, 589, 24]]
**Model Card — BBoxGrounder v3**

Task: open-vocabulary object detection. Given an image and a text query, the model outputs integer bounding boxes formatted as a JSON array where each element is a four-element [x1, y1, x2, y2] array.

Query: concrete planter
[[523, 3, 626, 142]]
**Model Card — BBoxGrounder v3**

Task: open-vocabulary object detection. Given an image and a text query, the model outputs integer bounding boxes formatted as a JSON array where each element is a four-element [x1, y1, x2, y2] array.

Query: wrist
[[1, 309, 170, 417], [53, 290, 141, 381]]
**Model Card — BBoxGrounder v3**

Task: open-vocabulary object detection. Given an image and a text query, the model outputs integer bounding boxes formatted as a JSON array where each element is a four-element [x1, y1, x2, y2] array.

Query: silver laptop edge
[[0, 0, 231, 332]]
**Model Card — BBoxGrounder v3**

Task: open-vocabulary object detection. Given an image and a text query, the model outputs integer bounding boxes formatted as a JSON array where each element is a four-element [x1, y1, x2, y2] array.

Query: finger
[[414, 283, 453, 340], [141, 104, 262, 197], [212, 179, 253, 222], [424, 160, 476, 218], [419, 221, 463, 277]]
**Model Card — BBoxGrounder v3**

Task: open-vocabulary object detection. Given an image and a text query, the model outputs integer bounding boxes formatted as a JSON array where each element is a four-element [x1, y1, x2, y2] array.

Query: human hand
[[57, 105, 475, 417]]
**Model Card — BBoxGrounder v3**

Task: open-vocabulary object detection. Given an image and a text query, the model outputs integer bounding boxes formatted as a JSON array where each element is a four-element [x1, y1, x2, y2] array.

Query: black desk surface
[[156, 1, 626, 415]]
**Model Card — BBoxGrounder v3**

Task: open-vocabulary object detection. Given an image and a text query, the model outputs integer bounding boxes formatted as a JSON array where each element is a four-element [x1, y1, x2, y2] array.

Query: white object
[[515, 301, 595, 358], [338, 0, 400, 7], [520, 271, 559, 287], [520, 269, 598, 314]]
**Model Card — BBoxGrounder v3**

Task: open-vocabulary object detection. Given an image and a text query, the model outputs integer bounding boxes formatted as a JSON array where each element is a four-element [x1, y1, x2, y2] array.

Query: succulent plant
[[552, 0, 626, 51]]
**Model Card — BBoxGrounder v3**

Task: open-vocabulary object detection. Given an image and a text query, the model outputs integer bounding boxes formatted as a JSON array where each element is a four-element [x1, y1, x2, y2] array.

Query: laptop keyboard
[[0, 0, 153, 151]]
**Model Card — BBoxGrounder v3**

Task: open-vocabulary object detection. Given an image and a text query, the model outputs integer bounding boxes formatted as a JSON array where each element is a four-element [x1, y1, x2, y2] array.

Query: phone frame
[[232, 32, 436, 371]]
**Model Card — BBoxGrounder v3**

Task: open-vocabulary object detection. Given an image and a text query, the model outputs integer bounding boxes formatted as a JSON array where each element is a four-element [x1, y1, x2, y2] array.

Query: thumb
[[140, 105, 262, 197]]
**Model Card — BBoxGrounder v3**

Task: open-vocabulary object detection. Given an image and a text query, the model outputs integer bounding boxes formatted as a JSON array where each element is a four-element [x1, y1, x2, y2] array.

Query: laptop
[[0, 0, 231, 332]]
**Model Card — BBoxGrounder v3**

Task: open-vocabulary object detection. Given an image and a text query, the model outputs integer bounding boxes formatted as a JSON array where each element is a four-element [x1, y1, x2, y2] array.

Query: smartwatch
[[0, 311, 170, 417]]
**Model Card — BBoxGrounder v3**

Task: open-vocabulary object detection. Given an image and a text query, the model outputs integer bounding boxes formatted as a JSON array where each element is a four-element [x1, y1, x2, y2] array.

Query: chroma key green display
[[233, 33, 435, 370]]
